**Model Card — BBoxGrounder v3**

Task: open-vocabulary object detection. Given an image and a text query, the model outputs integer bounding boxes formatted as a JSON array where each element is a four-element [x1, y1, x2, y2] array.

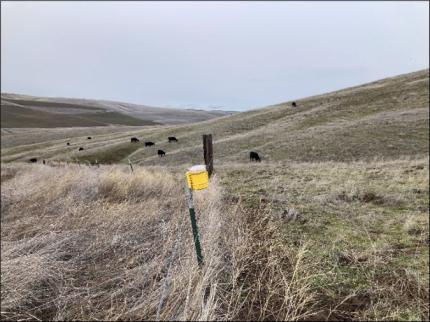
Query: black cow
[[87, 137, 92, 140], [292, 101, 297, 107], [145, 142, 155, 147], [158, 149, 166, 157], [249, 151, 261, 162], [29, 158, 38, 163], [66, 142, 70, 146], [43, 160, 46, 165], [131, 137, 140, 143], [79, 147, 84, 151], [168, 136, 178, 142]]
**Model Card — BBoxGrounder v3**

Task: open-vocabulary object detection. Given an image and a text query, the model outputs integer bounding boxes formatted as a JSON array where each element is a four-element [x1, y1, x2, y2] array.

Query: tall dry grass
[[1, 163, 315, 321]]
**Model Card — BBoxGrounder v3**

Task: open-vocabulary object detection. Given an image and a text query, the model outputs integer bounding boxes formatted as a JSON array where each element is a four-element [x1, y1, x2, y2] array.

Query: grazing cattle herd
[[29, 134, 265, 164], [25, 99, 305, 164]]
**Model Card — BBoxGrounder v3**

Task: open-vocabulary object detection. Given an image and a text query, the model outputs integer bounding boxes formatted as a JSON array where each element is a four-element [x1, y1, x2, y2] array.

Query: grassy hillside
[[1, 93, 235, 127], [0, 126, 148, 149], [220, 158, 429, 320], [1, 104, 158, 128], [2, 69, 427, 164]]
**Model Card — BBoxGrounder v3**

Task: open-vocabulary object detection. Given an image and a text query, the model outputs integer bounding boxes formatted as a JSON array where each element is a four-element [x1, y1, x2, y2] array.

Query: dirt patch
[[407, 226, 425, 236], [336, 252, 368, 266], [360, 192, 384, 204], [337, 191, 385, 205], [0, 166, 18, 182]]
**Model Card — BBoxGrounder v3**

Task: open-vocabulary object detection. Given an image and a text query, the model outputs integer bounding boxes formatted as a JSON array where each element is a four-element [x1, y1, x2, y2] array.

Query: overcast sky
[[1, 1, 429, 111]]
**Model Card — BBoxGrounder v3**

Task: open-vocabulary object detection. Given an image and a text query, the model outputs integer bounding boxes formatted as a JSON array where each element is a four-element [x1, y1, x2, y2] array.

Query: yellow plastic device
[[186, 165, 209, 190]]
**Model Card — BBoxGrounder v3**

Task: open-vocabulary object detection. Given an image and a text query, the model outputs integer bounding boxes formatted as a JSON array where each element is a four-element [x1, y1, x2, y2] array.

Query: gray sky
[[1, 1, 429, 111]]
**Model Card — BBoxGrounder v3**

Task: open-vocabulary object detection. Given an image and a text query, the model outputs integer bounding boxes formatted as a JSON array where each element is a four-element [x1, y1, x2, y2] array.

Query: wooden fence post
[[203, 134, 214, 178]]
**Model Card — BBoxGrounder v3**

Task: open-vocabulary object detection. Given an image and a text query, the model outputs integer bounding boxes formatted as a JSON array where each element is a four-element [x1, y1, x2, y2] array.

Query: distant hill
[[0, 93, 235, 128]]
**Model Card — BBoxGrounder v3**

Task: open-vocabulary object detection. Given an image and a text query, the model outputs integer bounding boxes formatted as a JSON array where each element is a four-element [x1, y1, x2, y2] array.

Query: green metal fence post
[[186, 187, 204, 268]]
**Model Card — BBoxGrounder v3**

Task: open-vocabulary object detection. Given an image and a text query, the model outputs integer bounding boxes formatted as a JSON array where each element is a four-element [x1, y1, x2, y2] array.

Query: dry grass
[[220, 157, 429, 320], [1, 157, 428, 320], [1, 163, 316, 321]]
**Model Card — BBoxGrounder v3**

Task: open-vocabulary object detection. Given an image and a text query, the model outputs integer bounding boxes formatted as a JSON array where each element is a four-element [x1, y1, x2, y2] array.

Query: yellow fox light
[[185, 165, 209, 191], [185, 165, 209, 269]]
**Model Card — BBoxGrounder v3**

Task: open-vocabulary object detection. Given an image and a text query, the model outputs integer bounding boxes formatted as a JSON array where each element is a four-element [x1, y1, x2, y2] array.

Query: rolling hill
[[0, 93, 235, 128], [2, 69, 427, 164]]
